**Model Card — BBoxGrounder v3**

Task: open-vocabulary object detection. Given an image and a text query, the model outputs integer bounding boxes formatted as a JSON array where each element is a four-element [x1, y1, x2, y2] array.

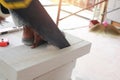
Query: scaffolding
[[56, 0, 108, 26]]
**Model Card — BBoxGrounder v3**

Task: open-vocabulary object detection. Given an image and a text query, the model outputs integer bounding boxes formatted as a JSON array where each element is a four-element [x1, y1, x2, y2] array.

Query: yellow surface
[[0, 0, 32, 9]]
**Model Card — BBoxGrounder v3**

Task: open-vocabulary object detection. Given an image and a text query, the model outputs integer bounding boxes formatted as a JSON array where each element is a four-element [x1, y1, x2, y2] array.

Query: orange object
[[89, 20, 99, 28], [0, 38, 9, 47]]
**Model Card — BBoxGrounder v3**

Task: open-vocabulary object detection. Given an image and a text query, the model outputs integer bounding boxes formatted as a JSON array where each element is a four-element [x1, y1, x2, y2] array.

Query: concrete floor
[[1, 0, 120, 80], [65, 27, 120, 80]]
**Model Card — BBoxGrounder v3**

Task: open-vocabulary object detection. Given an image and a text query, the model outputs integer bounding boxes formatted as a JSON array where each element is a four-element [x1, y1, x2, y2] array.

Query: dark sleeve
[[0, 4, 9, 14]]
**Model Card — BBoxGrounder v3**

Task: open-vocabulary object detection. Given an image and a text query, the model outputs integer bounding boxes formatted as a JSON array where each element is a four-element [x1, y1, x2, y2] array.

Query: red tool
[[0, 38, 9, 47]]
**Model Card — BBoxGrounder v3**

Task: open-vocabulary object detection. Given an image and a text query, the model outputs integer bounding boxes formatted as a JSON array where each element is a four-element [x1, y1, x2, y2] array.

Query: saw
[[0, 0, 70, 49]]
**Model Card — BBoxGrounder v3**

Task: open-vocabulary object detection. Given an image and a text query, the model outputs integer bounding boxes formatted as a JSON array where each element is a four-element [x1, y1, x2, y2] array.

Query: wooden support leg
[[56, 0, 62, 26]]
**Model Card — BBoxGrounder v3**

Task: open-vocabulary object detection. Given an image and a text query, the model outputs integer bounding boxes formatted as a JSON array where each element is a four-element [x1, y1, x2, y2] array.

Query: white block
[[0, 33, 91, 80], [34, 61, 76, 80], [0, 73, 7, 80]]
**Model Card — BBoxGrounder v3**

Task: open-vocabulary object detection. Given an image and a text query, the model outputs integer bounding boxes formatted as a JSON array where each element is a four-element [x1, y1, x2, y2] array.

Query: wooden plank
[[112, 21, 120, 27]]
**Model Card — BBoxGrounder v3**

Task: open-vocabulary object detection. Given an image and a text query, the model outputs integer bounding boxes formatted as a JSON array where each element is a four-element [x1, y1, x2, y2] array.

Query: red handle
[[0, 42, 9, 47], [0, 38, 9, 47]]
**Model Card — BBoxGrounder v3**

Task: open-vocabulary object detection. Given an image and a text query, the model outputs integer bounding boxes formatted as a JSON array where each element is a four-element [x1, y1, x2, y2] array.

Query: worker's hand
[[31, 31, 47, 48], [0, 16, 5, 23]]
